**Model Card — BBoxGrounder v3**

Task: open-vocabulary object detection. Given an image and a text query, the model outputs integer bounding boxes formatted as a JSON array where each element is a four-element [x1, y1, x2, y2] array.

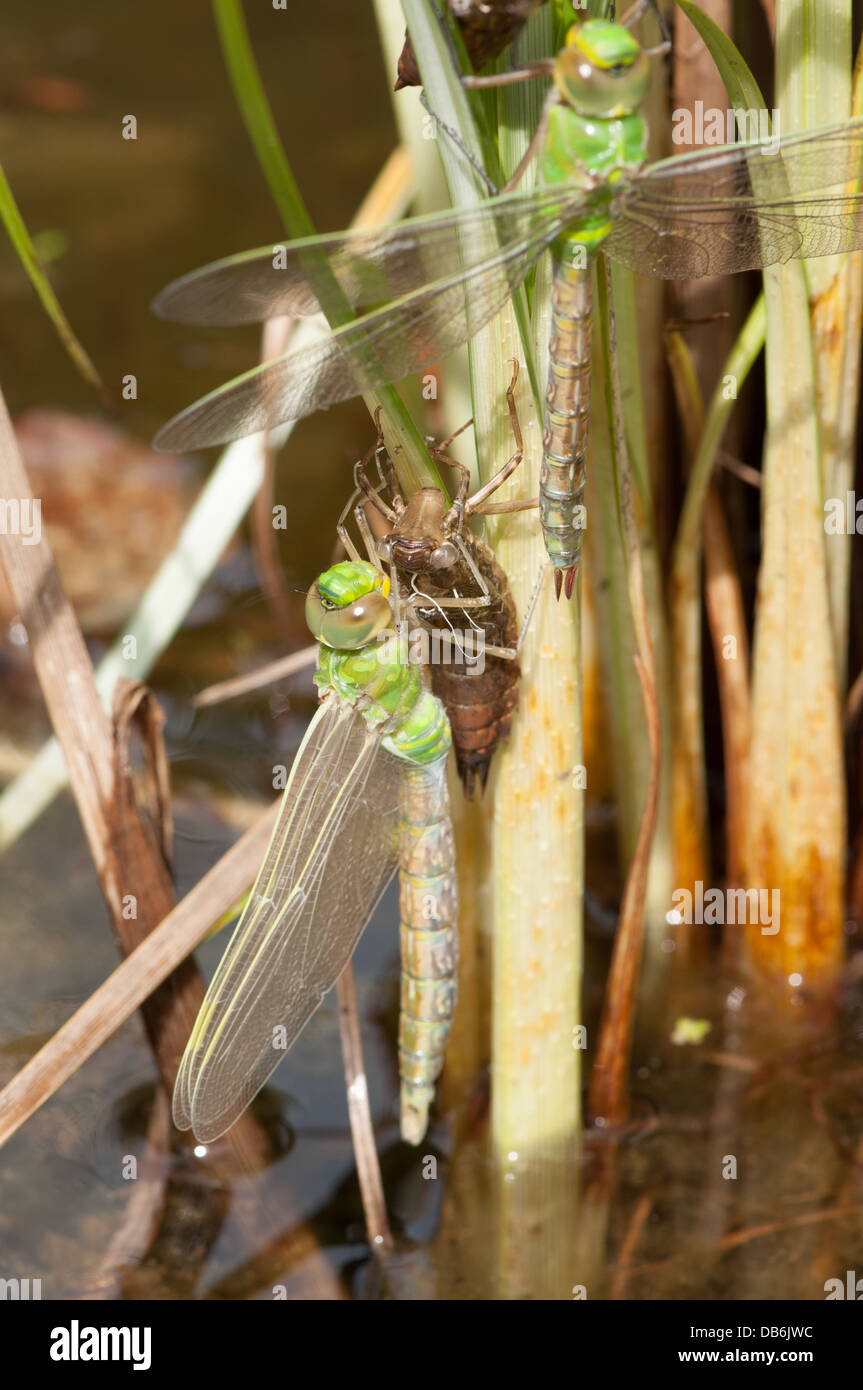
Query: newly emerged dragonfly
[[174, 561, 458, 1147], [154, 11, 863, 596]]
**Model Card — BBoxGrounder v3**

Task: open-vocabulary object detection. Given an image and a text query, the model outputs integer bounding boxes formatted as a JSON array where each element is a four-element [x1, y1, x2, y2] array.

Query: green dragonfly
[[174, 560, 458, 1147], [154, 14, 863, 597]]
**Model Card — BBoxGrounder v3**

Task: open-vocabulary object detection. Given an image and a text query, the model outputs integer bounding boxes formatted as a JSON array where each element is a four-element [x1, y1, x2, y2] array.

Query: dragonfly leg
[[619, 0, 672, 55], [414, 591, 490, 611], [419, 92, 499, 197], [342, 418, 410, 565], [475, 496, 538, 515], [336, 487, 364, 562], [354, 501, 381, 567], [380, 448, 404, 512], [436, 453, 472, 536], [501, 89, 557, 193], [355, 419, 398, 524], [465, 360, 524, 515], [461, 61, 554, 90], [430, 564, 548, 666], [485, 562, 550, 661], [409, 539, 493, 611], [432, 414, 474, 457]]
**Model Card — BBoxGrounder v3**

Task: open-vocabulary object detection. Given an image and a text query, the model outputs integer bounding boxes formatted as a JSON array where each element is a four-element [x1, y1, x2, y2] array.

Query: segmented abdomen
[[421, 538, 520, 797], [541, 253, 592, 574], [397, 755, 458, 1145], [325, 639, 457, 1144]]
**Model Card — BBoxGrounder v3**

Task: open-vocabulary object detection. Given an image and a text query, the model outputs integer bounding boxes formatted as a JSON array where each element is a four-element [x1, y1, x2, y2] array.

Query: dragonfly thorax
[[382, 487, 457, 574], [555, 20, 649, 120]]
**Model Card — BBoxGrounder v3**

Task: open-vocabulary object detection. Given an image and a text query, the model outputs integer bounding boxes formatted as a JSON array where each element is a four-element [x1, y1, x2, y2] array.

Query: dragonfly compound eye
[[306, 582, 393, 650], [557, 23, 650, 119], [430, 541, 458, 570]]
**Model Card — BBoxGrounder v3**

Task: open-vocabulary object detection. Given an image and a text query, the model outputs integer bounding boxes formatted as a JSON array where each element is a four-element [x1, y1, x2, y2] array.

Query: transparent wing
[[173, 698, 403, 1143], [608, 117, 863, 278], [152, 189, 584, 452], [152, 190, 579, 326]]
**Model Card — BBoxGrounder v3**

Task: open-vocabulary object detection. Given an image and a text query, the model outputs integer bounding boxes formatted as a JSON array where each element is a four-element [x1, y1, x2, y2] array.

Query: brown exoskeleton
[[337, 361, 542, 796]]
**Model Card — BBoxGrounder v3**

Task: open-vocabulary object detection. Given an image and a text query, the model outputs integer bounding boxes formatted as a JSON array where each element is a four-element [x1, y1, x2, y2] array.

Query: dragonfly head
[[555, 20, 650, 120], [306, 561, 393, 650], [378, 488, 457, 575]]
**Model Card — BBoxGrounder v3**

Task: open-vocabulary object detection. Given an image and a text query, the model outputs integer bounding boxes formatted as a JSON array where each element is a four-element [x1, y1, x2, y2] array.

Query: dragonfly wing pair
[[606, 117, 863, 277], [152, 189, 586, 452], [154, 118, 863, 455], [173, 697, 402, 1144]]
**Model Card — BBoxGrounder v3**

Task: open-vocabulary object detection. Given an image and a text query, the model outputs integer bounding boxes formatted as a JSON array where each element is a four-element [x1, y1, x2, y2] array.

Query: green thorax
[[311, 564, 451, 767], [540, 104, 647, 256]]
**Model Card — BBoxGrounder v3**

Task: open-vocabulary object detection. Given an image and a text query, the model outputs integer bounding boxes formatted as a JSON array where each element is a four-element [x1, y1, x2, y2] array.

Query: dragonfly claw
[[554, 568, 563, 601]]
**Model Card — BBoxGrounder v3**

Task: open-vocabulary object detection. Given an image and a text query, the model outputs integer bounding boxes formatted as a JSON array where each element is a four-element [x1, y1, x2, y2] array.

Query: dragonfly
[[341, 360, 533, 796], [174, 560, 458, 1147], [153, 8, 863, 599]]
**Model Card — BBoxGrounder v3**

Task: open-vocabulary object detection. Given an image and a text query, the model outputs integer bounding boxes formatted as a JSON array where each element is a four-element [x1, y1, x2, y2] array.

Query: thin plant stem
[[211, 0, 440, 493], [0, 160, 107, 401]]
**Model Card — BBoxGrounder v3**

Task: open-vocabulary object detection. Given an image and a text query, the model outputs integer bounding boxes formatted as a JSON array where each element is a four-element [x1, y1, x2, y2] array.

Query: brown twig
[[337, 966, 394, 1254], [0, 387, 115, 888], [718, 1203, 863, 1253], [0, 388, 271, 1168], [717, 449, 762, 489], [193, 644, 318, 708], [702, 488, 750, 886], [0, 796, 279, 1148], [610, 1189, 656, 1299], [588, 261, 662, 1126]]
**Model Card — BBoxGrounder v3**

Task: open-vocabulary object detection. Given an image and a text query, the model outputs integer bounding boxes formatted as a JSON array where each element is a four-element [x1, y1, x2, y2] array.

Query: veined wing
[[173, 697, 403, 1143], [152, 189, 577, 326], [153, 188, 585, 452], [607, 117, 863, 278]]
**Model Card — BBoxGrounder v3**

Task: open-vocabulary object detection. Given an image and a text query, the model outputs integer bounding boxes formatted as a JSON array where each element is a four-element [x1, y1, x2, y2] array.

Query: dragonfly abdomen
[[397, 757, 458, 1145], [541, 256, 591, 592], [426, 537, 520, 796]]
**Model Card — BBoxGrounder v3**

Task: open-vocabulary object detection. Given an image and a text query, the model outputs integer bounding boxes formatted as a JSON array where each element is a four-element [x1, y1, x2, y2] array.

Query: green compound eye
[[557, 24, 650, 119], [306, 583, 393, 650]]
